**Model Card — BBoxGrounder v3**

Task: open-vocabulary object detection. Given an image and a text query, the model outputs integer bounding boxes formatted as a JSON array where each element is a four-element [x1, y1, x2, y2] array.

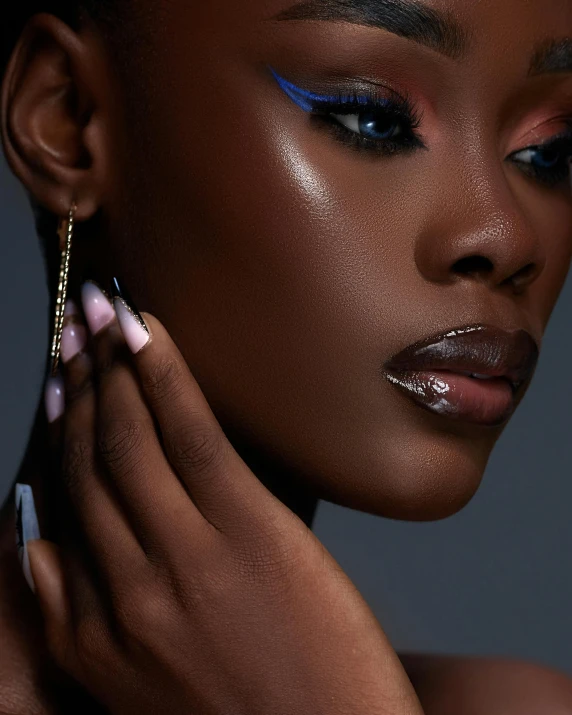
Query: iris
[[357, 112, 401, 140]]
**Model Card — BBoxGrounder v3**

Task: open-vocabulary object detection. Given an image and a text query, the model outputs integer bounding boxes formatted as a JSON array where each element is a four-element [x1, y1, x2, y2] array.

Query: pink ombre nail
[[81, 281, 115, 335], [113, 298, 150, 354], [45, 374, 65, 423], [61, 322, 87, 363]]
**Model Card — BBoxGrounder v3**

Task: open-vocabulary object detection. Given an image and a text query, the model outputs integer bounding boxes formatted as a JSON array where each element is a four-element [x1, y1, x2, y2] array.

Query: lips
[[383, 324, 539, 426]]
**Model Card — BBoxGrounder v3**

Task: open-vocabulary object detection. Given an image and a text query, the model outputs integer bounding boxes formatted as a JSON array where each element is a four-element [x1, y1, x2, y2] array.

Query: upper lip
[[384, 324, 539, 394]]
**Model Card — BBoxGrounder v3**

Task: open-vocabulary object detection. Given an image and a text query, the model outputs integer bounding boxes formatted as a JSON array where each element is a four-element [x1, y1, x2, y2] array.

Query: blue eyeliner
[[269, 66, 378, 112], [267, 65, 426, 156]]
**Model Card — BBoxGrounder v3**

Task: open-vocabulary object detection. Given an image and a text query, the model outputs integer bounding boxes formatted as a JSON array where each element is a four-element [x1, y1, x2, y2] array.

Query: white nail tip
[[15, 484, 41, 593]]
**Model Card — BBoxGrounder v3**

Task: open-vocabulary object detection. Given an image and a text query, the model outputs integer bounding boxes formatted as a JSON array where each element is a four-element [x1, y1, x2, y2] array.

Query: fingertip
[[26, 538, 57, 560], [27, 540, 68, 617], [139, 311, 159, 339], [132, 311, 184, 364], [27, 540, 75, 669]]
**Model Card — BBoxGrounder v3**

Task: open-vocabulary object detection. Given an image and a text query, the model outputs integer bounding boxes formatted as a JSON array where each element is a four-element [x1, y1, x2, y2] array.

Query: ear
[[0, 13, 109, 221]]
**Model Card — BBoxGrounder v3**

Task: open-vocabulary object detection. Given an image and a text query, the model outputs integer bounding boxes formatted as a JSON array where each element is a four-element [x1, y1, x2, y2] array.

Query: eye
[[317, 101, 425, 156], [330, 110, 405, 141], [509, 133, 572, 188], [268, 67, 425, 156]]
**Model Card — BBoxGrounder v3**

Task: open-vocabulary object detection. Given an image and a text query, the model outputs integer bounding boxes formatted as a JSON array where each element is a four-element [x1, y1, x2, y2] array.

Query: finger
[[58, 285, 145, 582], [111, 278, 287, 533], [59, 511, 113, 628], [58, 501, 123, 652], [28, 530, 117, 689], [44, 299, 84, 464], [44, 299, 95, 541], [26, 539, 77, 672], [84, 281, 204, 554]]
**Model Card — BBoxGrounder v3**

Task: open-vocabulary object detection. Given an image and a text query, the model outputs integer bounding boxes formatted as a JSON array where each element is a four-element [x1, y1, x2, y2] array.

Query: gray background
[[1, 151, 571, 675]]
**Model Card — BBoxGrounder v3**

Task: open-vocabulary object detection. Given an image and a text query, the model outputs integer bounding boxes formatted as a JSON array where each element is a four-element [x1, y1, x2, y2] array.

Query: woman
[[1, 0, 572, 711]]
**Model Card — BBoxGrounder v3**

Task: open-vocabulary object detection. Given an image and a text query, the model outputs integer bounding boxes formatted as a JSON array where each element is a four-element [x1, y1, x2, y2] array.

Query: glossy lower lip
[[383, 324, 539, 426], [384, 369, 515, 426]]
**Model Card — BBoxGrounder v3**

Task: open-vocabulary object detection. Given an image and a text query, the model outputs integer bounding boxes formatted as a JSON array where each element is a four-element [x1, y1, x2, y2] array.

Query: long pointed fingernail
[[81, 280, 115, 335], [111, 277, 150, 354], [15, 484, 41, 593], [60, 299, 87, 363], [45, 372, 65, 423]]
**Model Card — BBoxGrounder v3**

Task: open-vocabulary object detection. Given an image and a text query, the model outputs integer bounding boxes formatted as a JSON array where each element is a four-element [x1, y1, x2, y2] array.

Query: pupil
[[358, 112, 400, 140], [533, 147, 560, 169]]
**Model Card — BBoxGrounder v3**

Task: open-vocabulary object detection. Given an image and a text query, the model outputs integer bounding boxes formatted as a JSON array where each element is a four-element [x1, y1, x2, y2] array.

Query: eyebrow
[[271, 0, 469, 60], [529, 39, 572, 76]]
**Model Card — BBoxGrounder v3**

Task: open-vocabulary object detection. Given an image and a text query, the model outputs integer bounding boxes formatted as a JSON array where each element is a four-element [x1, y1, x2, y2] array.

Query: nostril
[[502, 262, 537, 291], [452, 255, 494, 277], [451, 255, 538, 292]]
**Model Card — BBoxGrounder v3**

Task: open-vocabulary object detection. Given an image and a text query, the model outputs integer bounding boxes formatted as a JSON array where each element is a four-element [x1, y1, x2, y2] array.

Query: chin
[[315, 415, 499, 522]]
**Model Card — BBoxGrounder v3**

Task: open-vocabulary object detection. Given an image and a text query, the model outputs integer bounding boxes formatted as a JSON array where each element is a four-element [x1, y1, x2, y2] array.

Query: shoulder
[[399, 652, 572, 715]]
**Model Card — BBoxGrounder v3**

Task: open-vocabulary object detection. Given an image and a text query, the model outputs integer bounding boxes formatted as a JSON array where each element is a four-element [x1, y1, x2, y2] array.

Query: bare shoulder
[[399, 652, 572, 715]]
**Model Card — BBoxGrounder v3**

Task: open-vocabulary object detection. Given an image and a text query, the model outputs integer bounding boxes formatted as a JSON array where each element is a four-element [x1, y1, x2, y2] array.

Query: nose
[[414, 175, 546, 295]]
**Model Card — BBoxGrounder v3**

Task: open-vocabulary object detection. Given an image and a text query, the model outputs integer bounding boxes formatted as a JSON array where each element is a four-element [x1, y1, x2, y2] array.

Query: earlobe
[[1, 13, 103, 219]]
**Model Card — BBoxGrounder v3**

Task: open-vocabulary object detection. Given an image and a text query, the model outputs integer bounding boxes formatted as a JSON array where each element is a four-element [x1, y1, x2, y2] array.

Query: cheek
[[529, 199, 572, 330], [521, 186, 572, 335]]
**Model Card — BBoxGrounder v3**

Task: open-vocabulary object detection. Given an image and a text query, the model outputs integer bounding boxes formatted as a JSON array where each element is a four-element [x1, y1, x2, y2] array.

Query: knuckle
[[232, 524, 303, 589], [168, 424, 227, 477], [97, 419, 146, 473], [64, 371, 94, 406], [113, 582, 171, 642], [141, 356, 185, 403]]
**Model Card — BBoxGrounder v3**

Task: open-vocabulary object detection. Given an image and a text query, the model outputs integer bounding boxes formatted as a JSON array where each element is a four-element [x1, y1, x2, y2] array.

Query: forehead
[[154, 0, 571, 34], [114, 0, 572, 103], [130, 0, 572, 70], [134, 0, 572, 70]]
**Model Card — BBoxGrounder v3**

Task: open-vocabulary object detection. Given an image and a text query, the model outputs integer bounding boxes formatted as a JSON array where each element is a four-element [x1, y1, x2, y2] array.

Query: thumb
[[27, 539, 76, 670]]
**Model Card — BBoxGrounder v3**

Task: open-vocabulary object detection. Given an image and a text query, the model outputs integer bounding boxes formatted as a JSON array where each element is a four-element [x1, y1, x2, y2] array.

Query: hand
[[27, 280, 423, 715]]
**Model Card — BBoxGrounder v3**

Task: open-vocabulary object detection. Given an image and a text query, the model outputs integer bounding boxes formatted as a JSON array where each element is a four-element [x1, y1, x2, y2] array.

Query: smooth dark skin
[[1, 0, 572, 711]]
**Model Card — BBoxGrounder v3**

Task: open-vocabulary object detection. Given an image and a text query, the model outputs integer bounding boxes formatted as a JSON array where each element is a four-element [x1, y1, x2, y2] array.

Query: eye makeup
[[269, 66, 572, 187], [270, 67, 374, 111], [508, 124, 572, 188], [269, 66, 426, 156]]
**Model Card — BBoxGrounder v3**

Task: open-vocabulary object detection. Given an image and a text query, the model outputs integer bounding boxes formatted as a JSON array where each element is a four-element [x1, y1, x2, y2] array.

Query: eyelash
[[507, 129, 572, 188], [308, 91, 426, 157]]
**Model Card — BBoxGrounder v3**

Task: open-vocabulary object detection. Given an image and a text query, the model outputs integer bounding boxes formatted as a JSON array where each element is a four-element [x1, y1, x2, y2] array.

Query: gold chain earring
[[50, 201, 77, 377]]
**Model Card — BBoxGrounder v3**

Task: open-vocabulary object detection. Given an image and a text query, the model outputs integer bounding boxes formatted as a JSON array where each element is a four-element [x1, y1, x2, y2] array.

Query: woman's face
[[88, 0, 572, 519]]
